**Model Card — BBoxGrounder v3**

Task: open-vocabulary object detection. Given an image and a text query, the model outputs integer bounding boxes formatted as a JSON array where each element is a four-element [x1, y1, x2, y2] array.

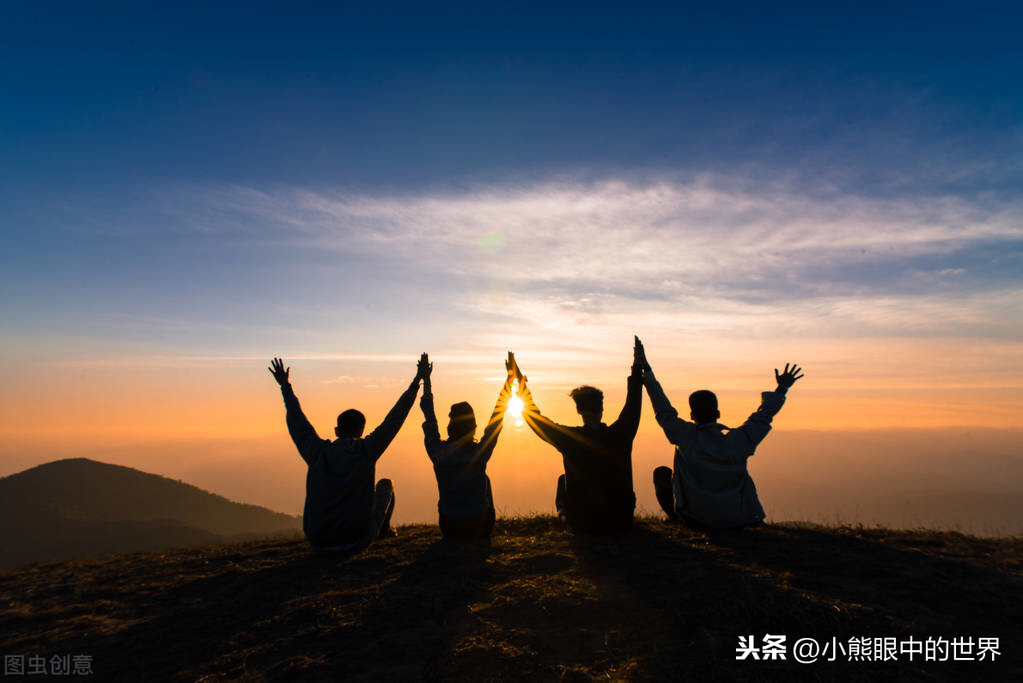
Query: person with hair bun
[[419, 352, 516, 539]]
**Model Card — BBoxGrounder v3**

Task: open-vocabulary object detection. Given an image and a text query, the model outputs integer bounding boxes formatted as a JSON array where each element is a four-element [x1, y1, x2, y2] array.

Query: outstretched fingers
[[775, 362, 805, 386], [268, 357, 289, 385]]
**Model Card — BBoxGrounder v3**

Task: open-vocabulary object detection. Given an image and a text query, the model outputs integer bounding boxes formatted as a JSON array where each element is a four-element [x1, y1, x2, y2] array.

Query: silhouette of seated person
[[636, 339, 803, 529], [419, 352, 516, 539], [514, 339, 644, 535], [268, 355, 427, 550]]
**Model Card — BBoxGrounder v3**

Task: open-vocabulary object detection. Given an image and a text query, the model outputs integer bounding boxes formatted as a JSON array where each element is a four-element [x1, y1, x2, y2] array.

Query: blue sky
[[2, 1, 1022, 437], [4, 2, 1021, 194]]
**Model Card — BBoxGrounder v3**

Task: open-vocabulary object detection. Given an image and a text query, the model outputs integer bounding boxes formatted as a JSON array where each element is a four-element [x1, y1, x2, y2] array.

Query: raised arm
[[515, 378, 581, 453], [511, 351, 568, 447], [725, 363, 801, 454], [363, 353, 427, 460], [269, 357, 329, 466], [636, 340, 695, 446], [610, 336, 645, 438], [478, 352, 516, 462], [418, 354, 442, 459]]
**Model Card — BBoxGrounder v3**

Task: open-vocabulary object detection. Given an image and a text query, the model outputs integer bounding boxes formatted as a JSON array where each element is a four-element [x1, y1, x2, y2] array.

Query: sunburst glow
[[507, 393, 524, 422]]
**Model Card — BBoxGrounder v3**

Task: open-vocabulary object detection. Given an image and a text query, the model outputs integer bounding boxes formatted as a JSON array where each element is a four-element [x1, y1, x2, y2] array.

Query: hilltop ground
[[1, 517, 1021, 681]]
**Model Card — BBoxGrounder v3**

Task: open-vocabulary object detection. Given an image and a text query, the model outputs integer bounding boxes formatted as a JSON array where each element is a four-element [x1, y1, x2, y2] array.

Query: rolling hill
[[0, 458, 301, 569]]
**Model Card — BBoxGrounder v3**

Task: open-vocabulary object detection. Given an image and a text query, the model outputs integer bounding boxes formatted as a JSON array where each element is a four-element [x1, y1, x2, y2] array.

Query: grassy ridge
[[1, 517, 1021, 681]]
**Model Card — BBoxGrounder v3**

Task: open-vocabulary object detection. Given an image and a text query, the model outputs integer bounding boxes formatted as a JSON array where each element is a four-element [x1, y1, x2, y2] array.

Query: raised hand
[[775, 363, 804, 389], [633, 335, 648, 371], [509, 353, 524, 382], [506, 351, 519, 381], [268, 357, 290, 386], [417, 352, 433, 383], [518, 374, 530, 398]]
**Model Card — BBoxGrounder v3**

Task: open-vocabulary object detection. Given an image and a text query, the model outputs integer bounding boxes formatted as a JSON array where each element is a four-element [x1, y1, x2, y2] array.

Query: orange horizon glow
[[3, 333, 1021, 442], [3, 341, 1021, 528]]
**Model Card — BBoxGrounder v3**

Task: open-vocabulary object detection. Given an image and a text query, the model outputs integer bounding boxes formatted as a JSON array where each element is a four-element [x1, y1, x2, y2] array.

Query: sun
[[507, 393, 524, 420]]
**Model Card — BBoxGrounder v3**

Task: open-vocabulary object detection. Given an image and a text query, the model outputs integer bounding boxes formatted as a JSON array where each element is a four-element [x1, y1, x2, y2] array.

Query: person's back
[[555, 421, 636, 532], [431, 444, 492, 516], [269, 356, 426, 549], [639, 341, 803, 529], [420, 353, 514, 538], [665, 417, 778, 528], [515, 340, 644, 534], [300, 435, 388, 545]]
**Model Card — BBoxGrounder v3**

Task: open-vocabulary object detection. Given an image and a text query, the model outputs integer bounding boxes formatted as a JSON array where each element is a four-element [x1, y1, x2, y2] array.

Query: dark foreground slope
[[0, 459, 302, 569], [1, 518, 1020, 681]]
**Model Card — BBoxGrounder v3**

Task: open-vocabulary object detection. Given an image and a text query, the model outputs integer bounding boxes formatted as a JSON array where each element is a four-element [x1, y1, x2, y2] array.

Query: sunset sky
[[2, 3, 1021, 522]]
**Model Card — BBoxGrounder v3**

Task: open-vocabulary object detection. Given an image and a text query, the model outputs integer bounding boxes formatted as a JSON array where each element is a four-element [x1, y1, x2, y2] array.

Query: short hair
[[688, 390, 718, 424], [569, 385, 604, 414], [336, 409, 366, 435]]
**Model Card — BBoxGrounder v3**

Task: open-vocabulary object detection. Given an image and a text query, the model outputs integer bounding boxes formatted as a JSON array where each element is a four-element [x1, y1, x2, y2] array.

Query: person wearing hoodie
[[268, 354, 427, 550], [636, 338, 803, 529], [419, 352, 516, 538]]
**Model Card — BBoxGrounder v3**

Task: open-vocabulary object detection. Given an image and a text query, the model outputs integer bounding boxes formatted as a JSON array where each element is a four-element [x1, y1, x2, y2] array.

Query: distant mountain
[[0, 458, 302, 569]]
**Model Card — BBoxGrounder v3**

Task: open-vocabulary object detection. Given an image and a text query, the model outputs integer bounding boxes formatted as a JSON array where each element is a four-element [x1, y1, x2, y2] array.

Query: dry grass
[[1, 517, 1021, 681]]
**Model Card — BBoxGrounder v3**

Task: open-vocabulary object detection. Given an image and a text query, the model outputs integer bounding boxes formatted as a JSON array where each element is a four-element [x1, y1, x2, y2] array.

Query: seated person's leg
[[372, 478, 396, 540], [555, 474, 567, 522], [653, 466, 678, 521], [481, 506, 496, 537], [439, 514, 457, 538], [482, 478, 496, 537], [485, 476, 495, 512]]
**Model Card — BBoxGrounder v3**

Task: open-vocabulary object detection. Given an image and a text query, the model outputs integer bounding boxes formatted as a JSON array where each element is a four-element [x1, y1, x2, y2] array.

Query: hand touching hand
[[775, 363, 804, 389], [417, 353, 433, 383], [506, 351, 520, 382], [633, 335, 648, 372], [268, 358, 290, 386], [509, 353, 524, 383]]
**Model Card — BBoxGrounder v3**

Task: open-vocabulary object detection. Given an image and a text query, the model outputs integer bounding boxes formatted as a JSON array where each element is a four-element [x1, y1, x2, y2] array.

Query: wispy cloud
[[6, 177, 1022, 434], [173, 176, 1023, 343], [26, 176, 1023, 377], [189, 176, 1022, 290]]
